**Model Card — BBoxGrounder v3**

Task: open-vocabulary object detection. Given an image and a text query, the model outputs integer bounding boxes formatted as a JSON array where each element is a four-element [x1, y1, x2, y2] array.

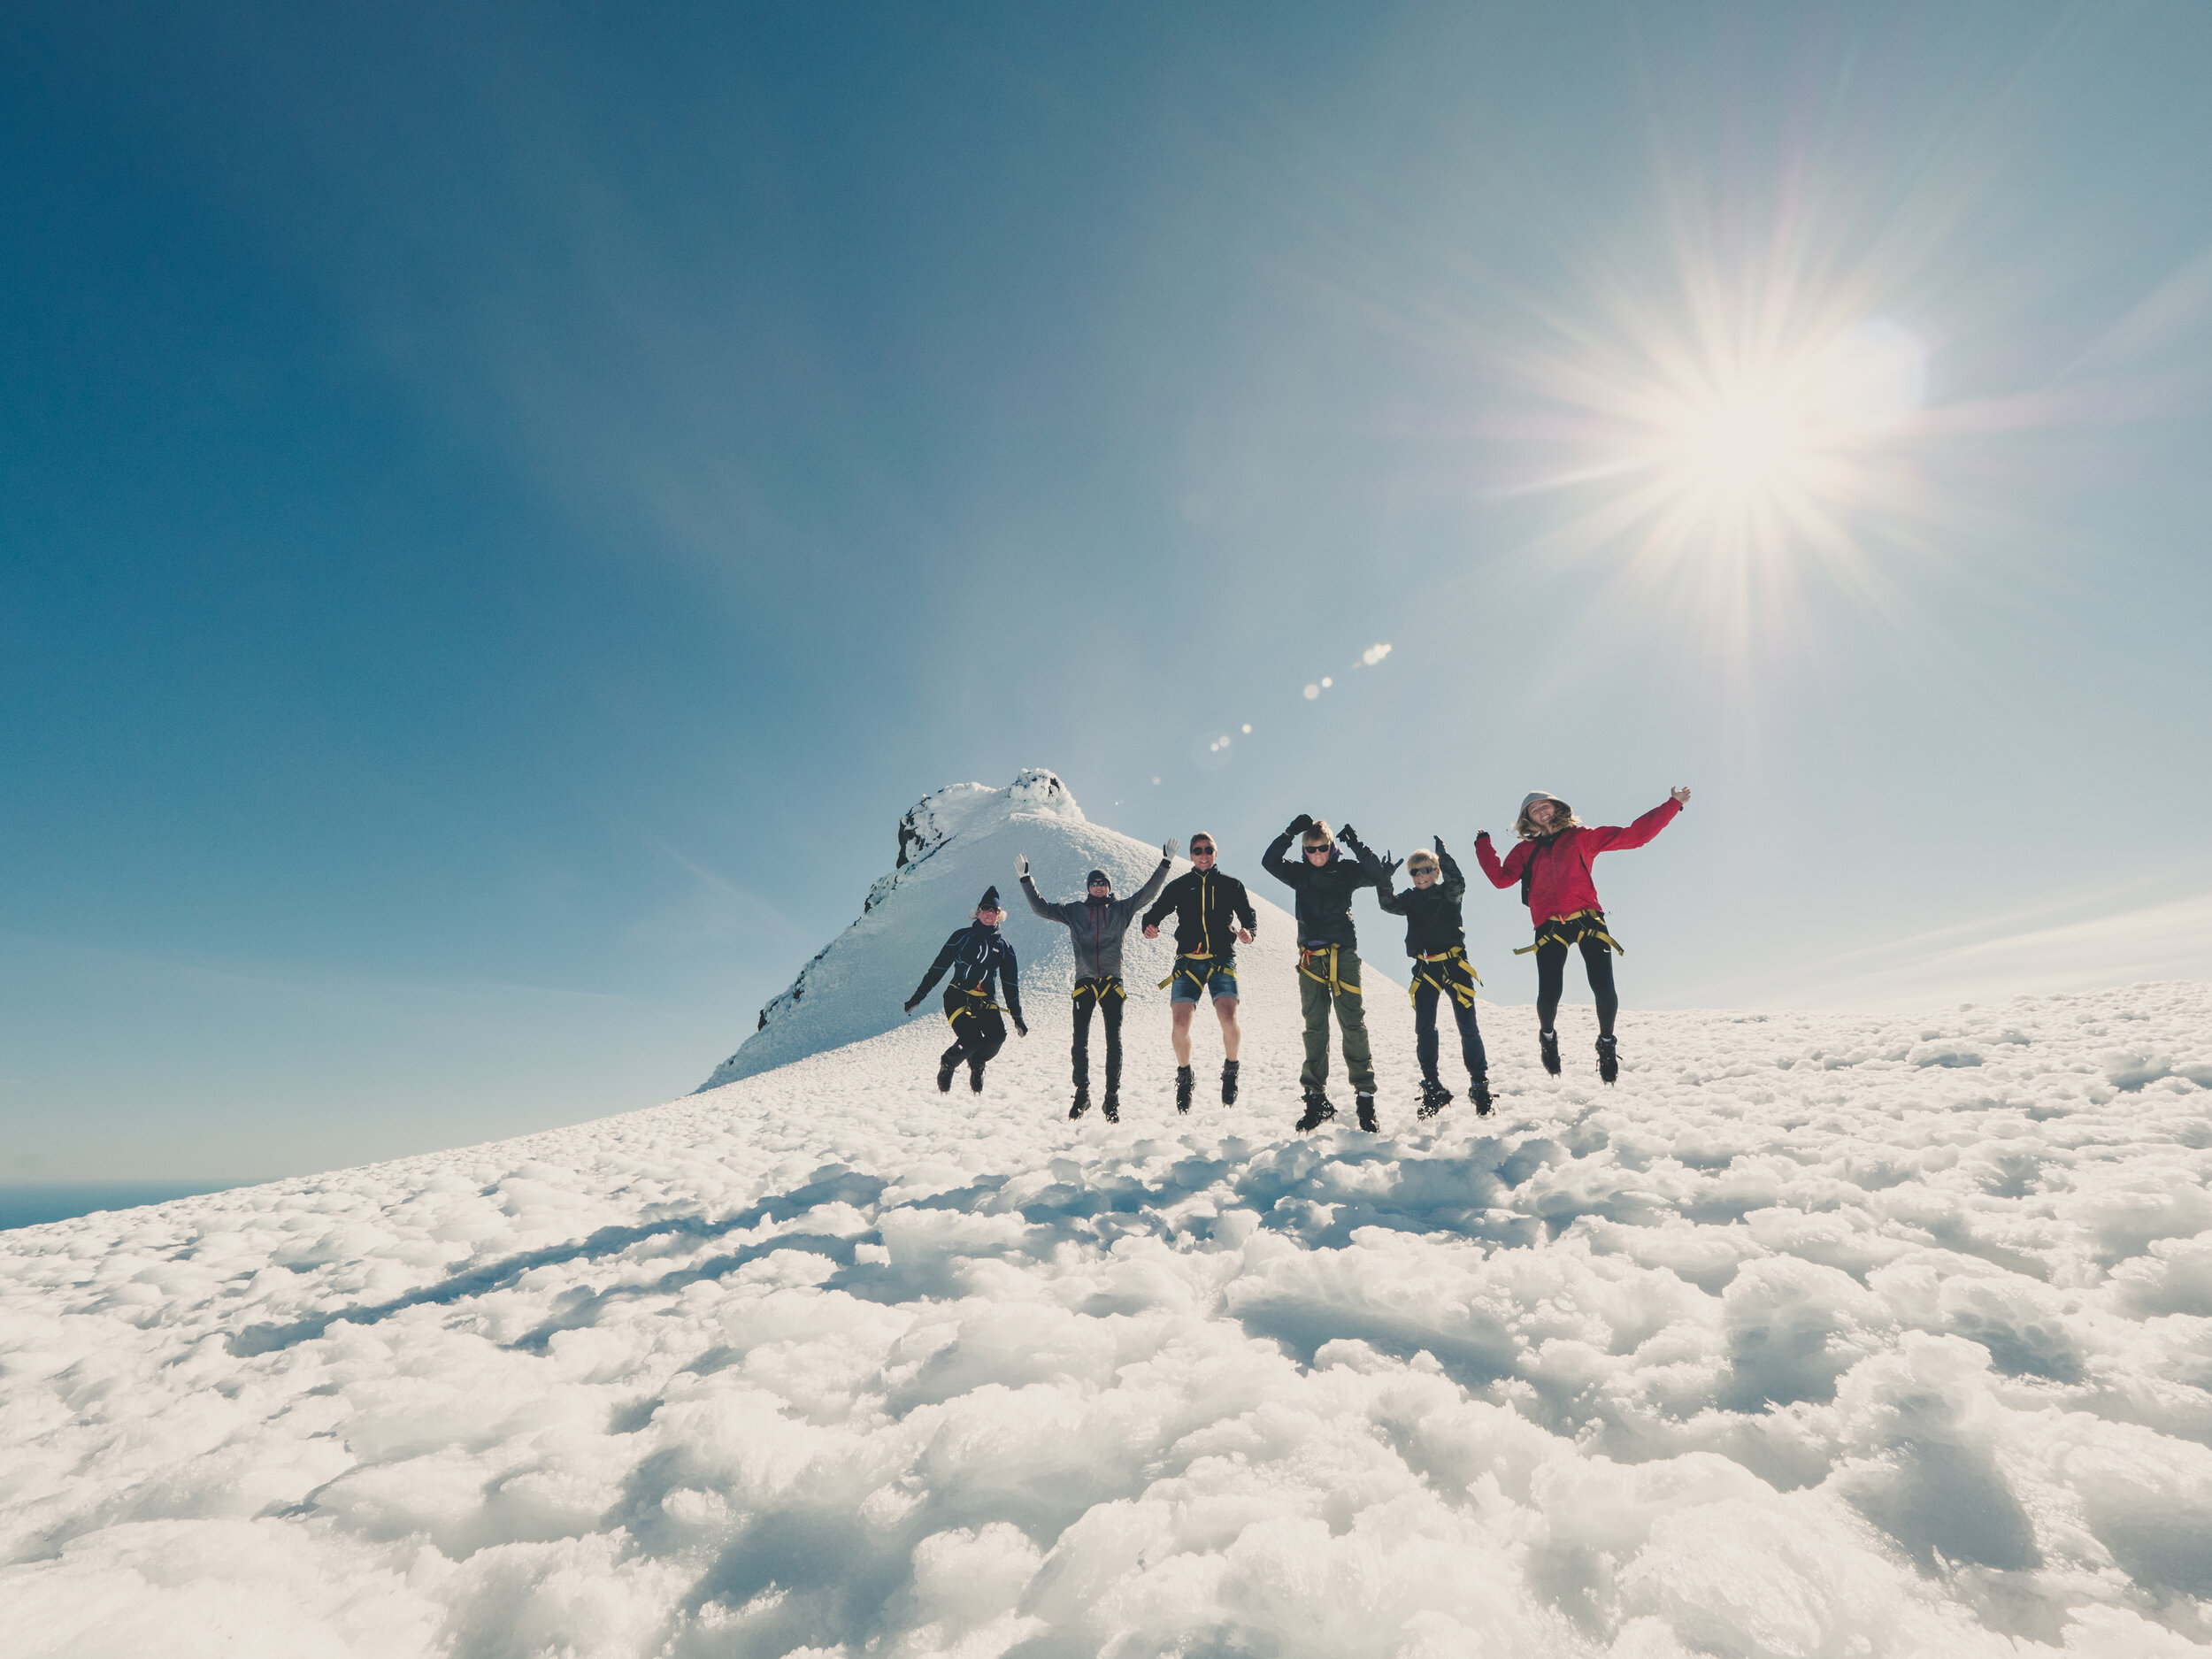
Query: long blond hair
[[1515, 798, 1580, 841]]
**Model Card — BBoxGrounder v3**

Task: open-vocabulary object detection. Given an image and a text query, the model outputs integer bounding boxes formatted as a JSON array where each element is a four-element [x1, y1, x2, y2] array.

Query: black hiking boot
[[1102, 1088, 1120, 1123], [1470, 1073, 1494, 1117], [1417, 1077, 1450, 1120], [1221, 1059, 1240, 1105], [1356, 1094, 1379, 1133], [1596, 1035, 1618, 1085], [937, 1055, 959, 1094], [969, 1065, 986, 1094], [1176, 1065, 1194, 1114], [1069, 1086, 1091, 1120], [1294, 1092, 1336, 1133], [1540, 1030, 1561, 1077]]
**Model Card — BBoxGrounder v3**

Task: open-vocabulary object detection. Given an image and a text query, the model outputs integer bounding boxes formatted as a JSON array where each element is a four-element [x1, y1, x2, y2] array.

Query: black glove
[[1475, 829, 1492, 844], [1286, 813, 1316, 836], [1434, 835, 1447, 858], [902, 996, 920, 1014], [1336, 822, 1361, 849], [1381, 853, 1402, 880]]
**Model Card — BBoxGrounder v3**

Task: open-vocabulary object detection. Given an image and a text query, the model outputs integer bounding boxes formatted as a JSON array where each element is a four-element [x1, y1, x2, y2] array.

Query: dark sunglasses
[[1303, 843, 1332, 855], [1087, 879, 1110, 887], [1189, 844, 1216, 856]]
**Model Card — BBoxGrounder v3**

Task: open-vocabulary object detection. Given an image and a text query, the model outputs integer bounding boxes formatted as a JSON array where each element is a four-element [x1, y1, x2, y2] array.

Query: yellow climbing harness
[[1299, 943, 1362, 996], [1408, 944, 1482, 1007], [1071, 977, 1126, 1002], [1513, 908, 1624, 957], [944, 984, 1004, 1025], [1158, 951, 1215, 993]]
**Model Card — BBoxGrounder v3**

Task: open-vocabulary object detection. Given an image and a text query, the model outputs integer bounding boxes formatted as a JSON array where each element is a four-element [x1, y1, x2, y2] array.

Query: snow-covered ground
[[6, 972, 2212, 1657], [7, 778, 2212, 1655]]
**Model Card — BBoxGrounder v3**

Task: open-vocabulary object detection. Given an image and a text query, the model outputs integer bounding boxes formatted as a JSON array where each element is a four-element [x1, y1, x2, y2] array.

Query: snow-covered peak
[[700, 770, 1294, 1090]]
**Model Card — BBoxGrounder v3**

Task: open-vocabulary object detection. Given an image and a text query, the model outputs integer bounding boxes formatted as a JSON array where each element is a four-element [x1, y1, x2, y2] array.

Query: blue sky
[[5, 2, 2210, 1184]]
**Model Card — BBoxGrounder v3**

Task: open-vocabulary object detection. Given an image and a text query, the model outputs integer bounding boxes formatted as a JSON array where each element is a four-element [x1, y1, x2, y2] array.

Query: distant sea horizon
[[0, 1181, 248, 1232]]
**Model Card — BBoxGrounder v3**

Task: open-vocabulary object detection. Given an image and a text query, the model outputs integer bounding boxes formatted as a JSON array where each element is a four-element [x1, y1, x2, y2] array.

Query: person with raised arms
[[1140, 832, 1257, 1114], [1375, 839, 1491, 1119], [1017, 841, 1176, 1123], [1263, 814, 1390, 1134], [1474, 787, 1691, 1084], [902, 887, 1027, 1094]]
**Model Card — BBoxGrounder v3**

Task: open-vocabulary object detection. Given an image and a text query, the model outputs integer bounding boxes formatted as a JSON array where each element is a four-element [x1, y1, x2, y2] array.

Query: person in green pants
[[1262, 814, 1392, 1133]]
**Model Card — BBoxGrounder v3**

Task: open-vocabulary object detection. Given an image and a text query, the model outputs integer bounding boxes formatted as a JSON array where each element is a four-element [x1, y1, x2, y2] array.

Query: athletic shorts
[[1168, 958, 1239, 1003]]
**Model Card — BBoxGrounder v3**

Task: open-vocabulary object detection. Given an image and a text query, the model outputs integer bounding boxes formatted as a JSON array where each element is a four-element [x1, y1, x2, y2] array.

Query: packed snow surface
[[7, 974, 2212, 1656]]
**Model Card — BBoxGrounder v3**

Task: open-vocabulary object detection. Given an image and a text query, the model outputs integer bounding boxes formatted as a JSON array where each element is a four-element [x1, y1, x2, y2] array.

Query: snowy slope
[[6, 980, 2212, 1657], [701, 769, 1335, 1089]]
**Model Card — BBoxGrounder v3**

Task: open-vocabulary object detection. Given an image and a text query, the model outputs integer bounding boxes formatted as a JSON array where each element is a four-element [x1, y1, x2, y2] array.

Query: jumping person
[[1018, 842, 1175, 1123], [1475, 787, 1690, 1083], [1264, 815, 1388, 1133], [1140, 832, 1256, 1113], [902, 887, 1028, 1094], [1375, 839, 1491, 1118]]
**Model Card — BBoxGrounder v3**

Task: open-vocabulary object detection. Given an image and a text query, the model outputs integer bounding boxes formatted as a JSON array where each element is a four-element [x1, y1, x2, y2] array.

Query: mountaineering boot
[[969, 1065, 986, 1094], [1596, 1035, 1619, 1085], [1356, 1094, 1379, 1133], [1102, 1087, 1120, 1123], [1220, 1059, 1240, 1105], [1417, 1077, 1450, 1120], [1540, 1030, 1562, 1077], [1176, 1065, 1194, 1114], [1069, 1086, 1091, 1121], [937, 1055, 959, 1094], [1470, 1073, 1494, 1117], [1294, 1092, 1336, 1133]]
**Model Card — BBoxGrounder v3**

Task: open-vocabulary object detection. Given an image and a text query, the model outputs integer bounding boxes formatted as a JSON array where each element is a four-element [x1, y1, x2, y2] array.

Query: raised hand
[[1286, 813, 1316, 837], [1671, 786, 1693, 805], [1336, 822, 1360, 848], [1015, 853, 1030, 878], [1162, 839, 1179, 858], [1433, 834, 1446, 857]]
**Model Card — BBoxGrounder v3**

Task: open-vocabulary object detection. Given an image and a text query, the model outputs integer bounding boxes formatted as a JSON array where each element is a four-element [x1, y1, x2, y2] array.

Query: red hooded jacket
[[1475, 798, 1682, 926]]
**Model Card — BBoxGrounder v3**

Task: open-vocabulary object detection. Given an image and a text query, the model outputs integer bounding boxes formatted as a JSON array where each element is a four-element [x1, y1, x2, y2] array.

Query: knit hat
[[1087, 869, 1110, 887], [976, 886, 1002, 913]]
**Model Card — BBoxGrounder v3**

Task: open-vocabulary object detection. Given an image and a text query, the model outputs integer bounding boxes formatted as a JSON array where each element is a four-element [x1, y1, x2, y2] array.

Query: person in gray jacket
[[1018, 841, 1175, 1122]]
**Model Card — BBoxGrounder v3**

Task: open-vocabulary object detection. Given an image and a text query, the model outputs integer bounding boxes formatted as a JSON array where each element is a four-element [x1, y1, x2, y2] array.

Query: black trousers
[[941, 987, 1008, 1074], [1071, 979, 1124, 1091], [1412, 963, 1487, 1080], [1535, 935, 1619, 1036]]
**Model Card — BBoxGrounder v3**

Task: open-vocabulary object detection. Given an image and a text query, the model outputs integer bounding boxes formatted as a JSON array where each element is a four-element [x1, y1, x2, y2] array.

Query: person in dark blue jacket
[[1263, 815, 1389, 1133], [903, 887, 1027, 1093], [1375, 841, 1491, 1118]]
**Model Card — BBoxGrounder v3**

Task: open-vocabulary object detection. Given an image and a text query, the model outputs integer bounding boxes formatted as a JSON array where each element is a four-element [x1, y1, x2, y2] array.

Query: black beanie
[[1087, 869, 1110, 887], [977, 886, 1002, 912]]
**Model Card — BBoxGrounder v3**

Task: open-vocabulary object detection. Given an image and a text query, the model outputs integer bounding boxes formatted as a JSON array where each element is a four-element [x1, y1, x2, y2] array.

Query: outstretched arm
[[1018, 871, 1068, 925], [1120, 855, 1172, 921], [1436, 837, 1468, 901], [905, 932, 962, 1010], [1580, 795, 1685, 856], [1473, 832, 1526, 891]]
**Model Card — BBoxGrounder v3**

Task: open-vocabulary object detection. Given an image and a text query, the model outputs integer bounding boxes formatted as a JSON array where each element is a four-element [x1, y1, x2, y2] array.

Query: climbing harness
[[1298, 943, 1362, 997], [1071, 977, 1126, 1003], [944, 984, 1004, 1026], [1408, 944, 1482, 1008], [1158, 952, 1218, 993], [1513, 908, 1624, 957]]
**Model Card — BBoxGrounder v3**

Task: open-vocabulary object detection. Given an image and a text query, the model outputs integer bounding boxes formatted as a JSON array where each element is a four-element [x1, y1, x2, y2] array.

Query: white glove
[[1162, 839, 1179, 859], [1015, 853, 1029, 878]]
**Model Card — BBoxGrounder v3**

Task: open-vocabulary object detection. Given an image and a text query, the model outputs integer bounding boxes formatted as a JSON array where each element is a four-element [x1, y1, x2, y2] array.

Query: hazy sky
[[6, 3, 2210, 1183]]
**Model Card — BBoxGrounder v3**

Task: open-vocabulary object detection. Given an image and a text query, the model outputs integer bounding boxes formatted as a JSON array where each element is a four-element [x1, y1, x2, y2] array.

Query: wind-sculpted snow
[[5, 983, 2212, 1656]]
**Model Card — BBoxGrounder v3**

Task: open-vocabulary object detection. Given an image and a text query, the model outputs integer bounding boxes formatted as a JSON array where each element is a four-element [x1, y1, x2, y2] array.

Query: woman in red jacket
[[1475, 787, 1690, 1083]]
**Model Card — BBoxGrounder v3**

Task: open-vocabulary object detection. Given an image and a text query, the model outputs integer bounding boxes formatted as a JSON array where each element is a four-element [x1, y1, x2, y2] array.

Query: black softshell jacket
[[1374, 847, 1470, 956], [1141, 868, 1258, 957], [1020, 859, 1171, 980], [910, 924, 1024, 1020], [1263, 831, 1385, 948]]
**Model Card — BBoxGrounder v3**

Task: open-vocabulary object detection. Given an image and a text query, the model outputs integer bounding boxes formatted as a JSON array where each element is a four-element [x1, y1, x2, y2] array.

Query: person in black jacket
[[902, 887, 1027, 1093], [1140, 832, 1256, 1113], [1263, 815, 1388, 1133], [1376, 840, 1491, 1118], [1018, 842, 1174, 1122]]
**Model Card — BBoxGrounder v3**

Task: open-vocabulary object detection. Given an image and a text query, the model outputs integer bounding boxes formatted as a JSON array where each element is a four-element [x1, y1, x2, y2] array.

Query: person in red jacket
[[1475, 787, 1690, 1083]]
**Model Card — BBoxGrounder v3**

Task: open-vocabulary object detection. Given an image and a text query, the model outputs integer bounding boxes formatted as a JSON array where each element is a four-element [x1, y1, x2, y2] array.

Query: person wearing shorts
[[1141, 832, 1257, 1113]]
